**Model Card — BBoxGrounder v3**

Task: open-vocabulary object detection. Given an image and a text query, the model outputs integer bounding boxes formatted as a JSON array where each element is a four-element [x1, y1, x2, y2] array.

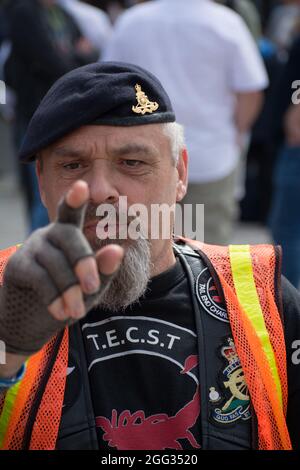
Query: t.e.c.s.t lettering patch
[[196, 267, 229, 323]]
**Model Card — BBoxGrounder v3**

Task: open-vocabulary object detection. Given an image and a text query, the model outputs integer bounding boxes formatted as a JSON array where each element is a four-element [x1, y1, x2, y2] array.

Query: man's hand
[[0, 180, 124, 359]]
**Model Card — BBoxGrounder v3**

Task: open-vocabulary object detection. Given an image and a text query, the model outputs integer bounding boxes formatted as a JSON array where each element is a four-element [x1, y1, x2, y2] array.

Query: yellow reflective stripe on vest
[[0, 381, 22, 448], [229, 244, 283, 409]]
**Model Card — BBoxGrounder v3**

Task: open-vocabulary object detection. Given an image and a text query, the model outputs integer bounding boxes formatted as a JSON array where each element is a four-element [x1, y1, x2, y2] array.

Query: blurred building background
[[1, 0, 300, 286]]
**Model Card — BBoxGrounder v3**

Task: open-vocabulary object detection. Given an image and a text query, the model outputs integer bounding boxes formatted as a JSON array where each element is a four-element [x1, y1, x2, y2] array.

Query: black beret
[[19, 62, 176, 162]]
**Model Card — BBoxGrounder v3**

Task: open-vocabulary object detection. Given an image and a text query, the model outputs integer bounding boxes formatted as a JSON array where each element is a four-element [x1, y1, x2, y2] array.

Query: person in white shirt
[[103, 0, 268, 244], [58, 0, 112, 57]]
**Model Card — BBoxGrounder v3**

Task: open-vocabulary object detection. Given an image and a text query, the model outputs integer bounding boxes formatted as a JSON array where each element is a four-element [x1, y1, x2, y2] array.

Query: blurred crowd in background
[[1, 0, 300, 287]]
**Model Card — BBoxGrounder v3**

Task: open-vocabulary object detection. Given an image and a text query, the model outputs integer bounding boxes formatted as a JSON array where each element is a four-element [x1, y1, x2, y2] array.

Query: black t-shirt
[[62, 254, 300, 450], [80, 258, 202, 450]]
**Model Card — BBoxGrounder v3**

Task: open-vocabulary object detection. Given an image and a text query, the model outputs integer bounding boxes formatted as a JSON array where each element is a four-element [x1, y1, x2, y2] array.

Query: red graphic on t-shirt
[[96, 355, 201, 450], [180, 354, 199, 374]]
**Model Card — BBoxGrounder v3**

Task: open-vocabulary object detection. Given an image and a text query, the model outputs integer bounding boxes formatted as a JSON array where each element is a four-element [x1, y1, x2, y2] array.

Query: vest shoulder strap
[[176, 237, 291, 449]]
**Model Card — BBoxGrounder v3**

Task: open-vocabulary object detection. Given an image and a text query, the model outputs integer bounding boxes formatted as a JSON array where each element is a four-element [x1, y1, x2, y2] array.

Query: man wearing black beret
[[0, 62, 299, 451]]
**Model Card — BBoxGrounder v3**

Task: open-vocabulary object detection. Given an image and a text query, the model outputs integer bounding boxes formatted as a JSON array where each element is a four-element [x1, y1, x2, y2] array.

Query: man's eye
[[123, 160, 143, 167], [63, 162, 82, 170]]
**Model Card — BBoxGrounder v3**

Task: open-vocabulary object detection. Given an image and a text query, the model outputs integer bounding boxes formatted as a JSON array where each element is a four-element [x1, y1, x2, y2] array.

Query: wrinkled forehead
[[41, 123, 168, 159]]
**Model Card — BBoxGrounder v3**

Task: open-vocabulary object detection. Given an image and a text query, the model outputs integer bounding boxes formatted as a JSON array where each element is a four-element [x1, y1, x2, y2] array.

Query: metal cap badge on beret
[[19, 62, 176, 162]]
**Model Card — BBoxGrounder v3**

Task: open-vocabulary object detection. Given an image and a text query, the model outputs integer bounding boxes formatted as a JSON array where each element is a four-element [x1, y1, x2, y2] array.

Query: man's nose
[[86, 161, 120, 205]]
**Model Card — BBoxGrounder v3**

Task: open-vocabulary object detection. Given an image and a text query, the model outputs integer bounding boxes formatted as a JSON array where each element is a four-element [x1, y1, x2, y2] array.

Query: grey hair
[[162, 122, 185, 164]]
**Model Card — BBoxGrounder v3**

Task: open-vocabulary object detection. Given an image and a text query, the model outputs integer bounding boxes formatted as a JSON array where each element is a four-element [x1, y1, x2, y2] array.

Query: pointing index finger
[[56, 180, 89, 228]]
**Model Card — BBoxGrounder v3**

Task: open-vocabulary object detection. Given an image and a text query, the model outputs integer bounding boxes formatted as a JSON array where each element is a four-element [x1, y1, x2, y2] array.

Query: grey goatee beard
[[95, 238, 152, 312]]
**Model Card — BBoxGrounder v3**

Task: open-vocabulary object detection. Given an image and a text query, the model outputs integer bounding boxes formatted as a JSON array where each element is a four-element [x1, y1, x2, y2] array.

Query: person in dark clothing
[[240, 41, 285, 223], [4, 0, 99, 231], [269, 35, 300, 288]]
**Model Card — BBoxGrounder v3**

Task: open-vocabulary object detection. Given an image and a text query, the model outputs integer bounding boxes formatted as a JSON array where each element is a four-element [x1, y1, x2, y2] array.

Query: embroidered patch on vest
[[196, 267, 229, 323], [209, 337, 251, 425]]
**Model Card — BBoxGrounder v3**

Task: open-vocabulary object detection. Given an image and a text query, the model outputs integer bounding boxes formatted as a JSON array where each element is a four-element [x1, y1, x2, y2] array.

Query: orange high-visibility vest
[[0, 241, 292, 450]]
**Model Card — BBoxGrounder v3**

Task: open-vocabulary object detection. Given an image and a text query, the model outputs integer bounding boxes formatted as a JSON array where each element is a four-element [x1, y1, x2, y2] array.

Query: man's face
[[37, 123, 187, 274]]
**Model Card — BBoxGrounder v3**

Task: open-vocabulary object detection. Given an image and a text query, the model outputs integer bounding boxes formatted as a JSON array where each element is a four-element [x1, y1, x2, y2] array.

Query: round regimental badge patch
[[196, 267, 229, 323]]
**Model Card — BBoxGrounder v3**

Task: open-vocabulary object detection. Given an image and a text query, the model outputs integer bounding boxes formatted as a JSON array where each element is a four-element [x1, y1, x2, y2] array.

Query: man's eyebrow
[[110, 143, 157, 158], [51, 146, 90, 159]]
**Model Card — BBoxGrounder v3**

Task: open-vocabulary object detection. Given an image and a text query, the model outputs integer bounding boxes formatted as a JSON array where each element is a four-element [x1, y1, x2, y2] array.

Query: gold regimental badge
[[132, 84, 159, 115]]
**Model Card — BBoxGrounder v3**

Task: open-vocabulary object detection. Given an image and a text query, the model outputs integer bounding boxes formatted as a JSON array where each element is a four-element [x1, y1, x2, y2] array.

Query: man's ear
[[176, 148, 188, 202], [35, 158, 47, 208]]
